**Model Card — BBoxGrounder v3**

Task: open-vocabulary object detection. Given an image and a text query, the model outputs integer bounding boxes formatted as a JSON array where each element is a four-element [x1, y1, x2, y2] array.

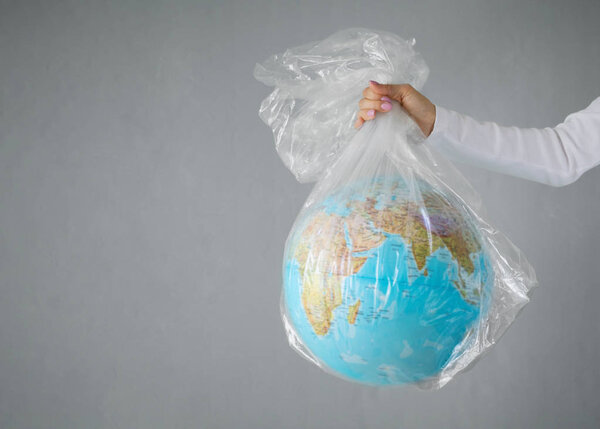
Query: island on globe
[[282, 176, 494, 385]]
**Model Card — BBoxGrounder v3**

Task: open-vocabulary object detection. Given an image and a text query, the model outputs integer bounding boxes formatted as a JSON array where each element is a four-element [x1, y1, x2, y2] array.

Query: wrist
[[423, 105, 436, 137], [413, 104, 436, 137]]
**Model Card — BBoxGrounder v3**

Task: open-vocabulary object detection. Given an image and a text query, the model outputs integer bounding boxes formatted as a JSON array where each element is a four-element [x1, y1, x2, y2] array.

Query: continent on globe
[[283, 176, 494, 385], [292, 181, 482, 337]]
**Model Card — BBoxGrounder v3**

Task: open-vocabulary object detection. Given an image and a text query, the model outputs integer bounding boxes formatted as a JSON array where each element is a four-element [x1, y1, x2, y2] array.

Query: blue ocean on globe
[[282, 177, 494, 385]]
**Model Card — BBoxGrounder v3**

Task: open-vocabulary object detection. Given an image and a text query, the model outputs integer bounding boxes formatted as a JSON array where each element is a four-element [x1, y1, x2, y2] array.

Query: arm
[[428, 98, 600, 186], [356, 82, 600, 187]]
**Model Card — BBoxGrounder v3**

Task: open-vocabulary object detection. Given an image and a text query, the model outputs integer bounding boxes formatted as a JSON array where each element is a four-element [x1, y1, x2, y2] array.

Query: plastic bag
[[254, 28, 537, 389]]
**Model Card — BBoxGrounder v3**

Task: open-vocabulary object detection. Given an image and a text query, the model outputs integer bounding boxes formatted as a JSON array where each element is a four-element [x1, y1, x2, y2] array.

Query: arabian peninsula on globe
[[283, 176, 494, 385]]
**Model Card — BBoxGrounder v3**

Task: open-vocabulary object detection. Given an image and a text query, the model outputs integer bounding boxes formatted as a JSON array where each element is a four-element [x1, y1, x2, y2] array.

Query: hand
[[354, 81, 436, 136]]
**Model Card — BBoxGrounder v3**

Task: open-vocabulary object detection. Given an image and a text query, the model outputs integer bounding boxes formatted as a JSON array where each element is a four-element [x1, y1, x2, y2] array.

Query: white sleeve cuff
[[429, 105, 450, 139]]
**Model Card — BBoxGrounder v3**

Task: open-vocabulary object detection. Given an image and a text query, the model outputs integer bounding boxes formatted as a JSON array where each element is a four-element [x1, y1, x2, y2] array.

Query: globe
[[282, 176, 494, 385]]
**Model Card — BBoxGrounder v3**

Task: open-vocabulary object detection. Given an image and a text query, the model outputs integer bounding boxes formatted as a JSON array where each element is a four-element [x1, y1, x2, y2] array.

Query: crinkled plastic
[[254, 28, 537, 389]]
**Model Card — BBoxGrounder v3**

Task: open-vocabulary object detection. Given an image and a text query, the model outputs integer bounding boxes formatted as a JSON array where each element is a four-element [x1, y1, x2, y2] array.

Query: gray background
[[0, 0, 599, 428]]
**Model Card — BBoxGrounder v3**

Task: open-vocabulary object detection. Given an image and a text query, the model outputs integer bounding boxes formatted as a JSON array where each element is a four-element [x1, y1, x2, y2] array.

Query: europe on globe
[[282, 176, 494, 385]]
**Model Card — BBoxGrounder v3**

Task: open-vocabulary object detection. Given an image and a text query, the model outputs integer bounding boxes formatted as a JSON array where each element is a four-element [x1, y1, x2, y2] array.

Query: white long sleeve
[[426, 97, 600, 186]]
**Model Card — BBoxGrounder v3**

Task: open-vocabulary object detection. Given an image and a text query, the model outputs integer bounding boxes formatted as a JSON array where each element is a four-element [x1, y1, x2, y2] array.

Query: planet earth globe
[[282, 176, 494, 385]]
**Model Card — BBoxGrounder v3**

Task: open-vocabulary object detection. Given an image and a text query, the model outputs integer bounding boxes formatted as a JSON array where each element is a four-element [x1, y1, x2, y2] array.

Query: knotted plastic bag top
[[254, 28, 429, 183]]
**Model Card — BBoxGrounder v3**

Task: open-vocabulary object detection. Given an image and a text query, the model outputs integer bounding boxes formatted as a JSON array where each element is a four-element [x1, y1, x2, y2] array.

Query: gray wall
[[0, 1, 599, 428]]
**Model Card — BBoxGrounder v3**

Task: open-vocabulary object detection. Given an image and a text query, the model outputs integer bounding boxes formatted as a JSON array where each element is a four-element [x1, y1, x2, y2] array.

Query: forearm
[[427, 99, 600, 187]]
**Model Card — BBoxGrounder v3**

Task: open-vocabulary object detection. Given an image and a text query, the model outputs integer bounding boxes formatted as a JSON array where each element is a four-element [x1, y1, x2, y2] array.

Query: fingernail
[[367, 109, 375, 117], [381, 102, 392, 111], [369, 80, 379, 85], [381, 96, 391, 102]]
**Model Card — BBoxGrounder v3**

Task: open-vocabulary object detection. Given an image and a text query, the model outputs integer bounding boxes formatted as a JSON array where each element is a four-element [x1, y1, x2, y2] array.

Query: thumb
[[369, 81, 409, 102]]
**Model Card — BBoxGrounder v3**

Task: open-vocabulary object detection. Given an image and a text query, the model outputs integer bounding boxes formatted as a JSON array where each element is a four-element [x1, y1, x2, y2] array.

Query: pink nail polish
[[381, 96, 391, 102], [369, 80, 379, 85], [367, 109, 375, 117], [381, 102, 392, 111]]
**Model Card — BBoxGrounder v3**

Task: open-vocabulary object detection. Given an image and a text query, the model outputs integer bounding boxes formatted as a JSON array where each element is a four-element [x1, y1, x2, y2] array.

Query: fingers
[[354, 116, 364, 129], [354, 90, 394, 129], [362, 82, 413, 102], [362, 86, 382, 100], [353, 108, 376, 129], [359, 97, 393, 112], [355, 81, 415, 129], [368, 81, 413, 102]]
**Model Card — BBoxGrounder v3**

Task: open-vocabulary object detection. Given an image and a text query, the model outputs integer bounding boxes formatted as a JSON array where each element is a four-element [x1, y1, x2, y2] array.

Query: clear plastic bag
[[254, 28, 537, 389]]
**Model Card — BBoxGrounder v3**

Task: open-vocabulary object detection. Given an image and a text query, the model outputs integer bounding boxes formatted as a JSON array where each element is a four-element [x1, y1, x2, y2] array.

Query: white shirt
[[427, 97, 600, 187]]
